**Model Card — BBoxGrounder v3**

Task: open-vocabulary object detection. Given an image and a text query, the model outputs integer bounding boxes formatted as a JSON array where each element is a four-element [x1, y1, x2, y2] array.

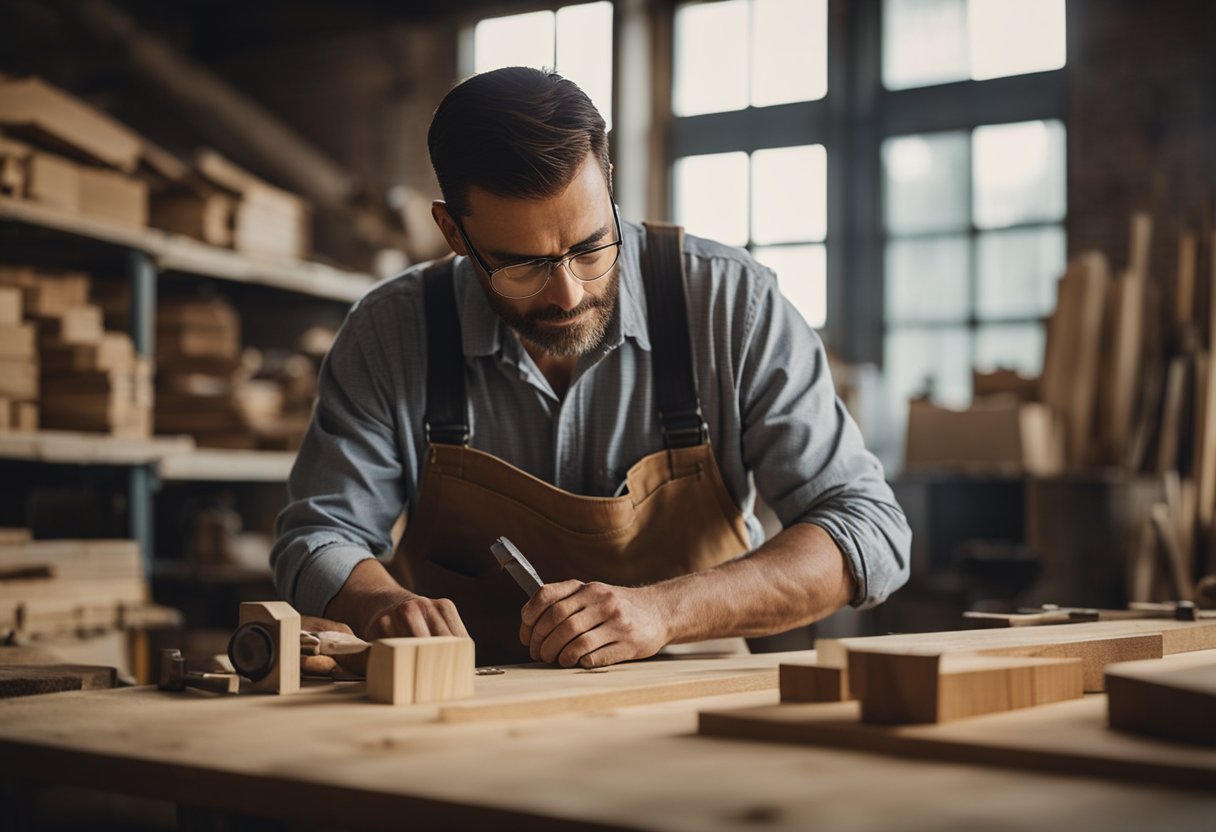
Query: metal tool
[[490, 536, 544, 598], [157, 649, 240, 694]]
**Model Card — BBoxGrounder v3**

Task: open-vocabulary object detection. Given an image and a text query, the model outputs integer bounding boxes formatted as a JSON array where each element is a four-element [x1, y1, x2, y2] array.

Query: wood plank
[[0, 664, 116, 698], [700, 692, 1216, 791], [1107, 653, 1216, 745], [779, 662, 848, 702], [849, 653, 1083, 724], [437, 652, 784, 723]]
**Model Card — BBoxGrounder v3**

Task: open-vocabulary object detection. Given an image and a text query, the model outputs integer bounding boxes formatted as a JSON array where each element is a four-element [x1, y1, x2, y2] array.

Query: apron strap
[[641, 222, 708, 449], [422, 257, 470, 446]]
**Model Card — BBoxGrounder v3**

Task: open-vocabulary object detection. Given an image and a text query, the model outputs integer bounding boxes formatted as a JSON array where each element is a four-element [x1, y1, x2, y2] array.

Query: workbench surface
[[0, 649, 1212, 831]]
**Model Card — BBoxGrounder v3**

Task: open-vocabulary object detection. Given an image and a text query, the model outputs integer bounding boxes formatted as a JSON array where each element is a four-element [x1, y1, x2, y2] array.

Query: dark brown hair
[[428, 67, 611, 217]]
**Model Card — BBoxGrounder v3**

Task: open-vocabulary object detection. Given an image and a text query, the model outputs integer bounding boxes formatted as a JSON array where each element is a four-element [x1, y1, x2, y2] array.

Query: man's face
[[434, 154, 619, 358]]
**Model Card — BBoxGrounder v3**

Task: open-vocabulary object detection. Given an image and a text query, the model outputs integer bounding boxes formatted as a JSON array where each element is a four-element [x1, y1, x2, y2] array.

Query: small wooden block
[[1107, 654, 1216, 746], [366, 636, 474, 706], [238, 601, 300, 695], [851, 651, 1084, 725], [780, 663, 850, 702], [36, 305, 104, 346], [0, 324, 35, 360], [0, 360, 38, 400], [0, 287, 21, 326]]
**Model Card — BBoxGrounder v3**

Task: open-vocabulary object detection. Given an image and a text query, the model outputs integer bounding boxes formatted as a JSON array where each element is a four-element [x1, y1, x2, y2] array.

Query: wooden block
[[237, 601, 300, 695], [0, 76, 144, 172], [780, 663, 850, 702], [366, 636, 474, 706], [150, 190, 235, 247], [849, 651, 1083, 724], [0, 360, 38, 399], [0, 287, 20, 326], [37, 306, 104, 346], [25, 152, 79, 211], [0, 324, 35, 360], [40, 332, 136, 374], [1107, 653, 1216, 746], [13, 401, 37, 431], [76, 164, 148, 230]]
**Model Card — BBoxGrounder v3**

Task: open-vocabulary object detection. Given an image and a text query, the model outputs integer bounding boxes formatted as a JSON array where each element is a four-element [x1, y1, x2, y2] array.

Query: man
[[272, 67, 910, 669]]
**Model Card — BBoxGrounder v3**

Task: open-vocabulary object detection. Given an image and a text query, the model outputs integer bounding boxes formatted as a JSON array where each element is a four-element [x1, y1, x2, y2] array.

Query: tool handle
[[300, 630, 371, 657]]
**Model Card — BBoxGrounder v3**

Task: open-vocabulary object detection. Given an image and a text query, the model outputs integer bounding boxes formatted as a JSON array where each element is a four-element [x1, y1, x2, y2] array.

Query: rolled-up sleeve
[[737, 271, 910, 608], [270, 301, 408, 616]]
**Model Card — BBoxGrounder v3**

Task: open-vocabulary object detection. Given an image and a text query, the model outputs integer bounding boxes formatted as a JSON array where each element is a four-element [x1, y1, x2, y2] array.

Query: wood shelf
[[157, 448, 297, 482], [0, 430, 195, 465], [0, 196, 375, 303]]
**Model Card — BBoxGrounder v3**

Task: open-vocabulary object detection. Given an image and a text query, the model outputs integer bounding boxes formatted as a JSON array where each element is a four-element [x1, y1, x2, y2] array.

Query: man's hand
[[520, 581, 670, 668], [324, 559, 470, 643], [362, 593, 469, 641]]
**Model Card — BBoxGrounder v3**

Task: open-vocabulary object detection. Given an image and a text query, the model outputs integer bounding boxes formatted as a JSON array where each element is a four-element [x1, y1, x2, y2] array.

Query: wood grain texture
[[779, 662, 848, 702], [238, 601, 299, 695], [366, 637, 473, 706], [850, 653, 1083, 724], [0, 651, 1214, 830], [1107, 653, 1216, 745]]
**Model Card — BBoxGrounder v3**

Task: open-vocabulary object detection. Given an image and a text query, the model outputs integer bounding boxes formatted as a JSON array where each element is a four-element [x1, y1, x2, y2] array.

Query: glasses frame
[[453, 201, 623, 300]]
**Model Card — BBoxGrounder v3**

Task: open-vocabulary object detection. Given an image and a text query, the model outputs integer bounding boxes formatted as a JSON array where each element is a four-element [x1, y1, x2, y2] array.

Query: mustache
[[528, 295, 608, 323]]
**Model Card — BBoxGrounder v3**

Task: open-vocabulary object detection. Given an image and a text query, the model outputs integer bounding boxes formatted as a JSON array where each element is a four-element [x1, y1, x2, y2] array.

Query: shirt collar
[[453, 213, 652, 359]]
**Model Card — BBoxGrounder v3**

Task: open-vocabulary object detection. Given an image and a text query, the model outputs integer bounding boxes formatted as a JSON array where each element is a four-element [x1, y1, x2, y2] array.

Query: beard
[[488, 271, 620, 358]]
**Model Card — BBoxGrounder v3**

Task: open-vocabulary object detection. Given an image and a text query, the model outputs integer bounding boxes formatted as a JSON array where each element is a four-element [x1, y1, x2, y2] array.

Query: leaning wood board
[[702, 649, 1216, 791], [436, 651, 785, 723]]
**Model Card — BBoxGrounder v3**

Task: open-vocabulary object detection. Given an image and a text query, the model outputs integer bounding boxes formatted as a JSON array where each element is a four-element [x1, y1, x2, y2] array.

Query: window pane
[[975, 322, 1045, 375], [970, 0, 1066, 81], [751, 145, 827, 245], [885, 235, 970, 323], [556, 3, 614, 131], [883, 132, 970, 234], [751, 0, 827, 106], [673, 0, 749, 116], [474, 11, 555, 73], [976, 226, 1066, 319], [882, 0, 969, 91], [885, 326, 972, 408], [674, 152, 749, 247], [973, 120, 1066, 229], [754, 244, 827, 328]]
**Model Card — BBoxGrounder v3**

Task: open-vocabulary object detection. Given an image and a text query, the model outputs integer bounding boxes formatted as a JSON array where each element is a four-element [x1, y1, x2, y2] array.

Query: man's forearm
[[647, 523, 856, 643], [323, 559, 414, 639]]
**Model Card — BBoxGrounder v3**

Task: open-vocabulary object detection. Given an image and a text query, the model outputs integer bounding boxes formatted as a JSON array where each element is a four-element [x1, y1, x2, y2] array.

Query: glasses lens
[[492, 262, 550, 299], [568, 244, 621, 282]]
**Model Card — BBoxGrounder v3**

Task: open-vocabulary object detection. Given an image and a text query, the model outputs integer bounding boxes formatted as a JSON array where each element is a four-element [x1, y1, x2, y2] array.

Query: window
[[471, 2, 614, 130], [673, 145, 828, 328], [882, 119, 1067, 408], [670, 0, 830, 329], [673, 0, 828, 116], [883, 0, 1067, 90]]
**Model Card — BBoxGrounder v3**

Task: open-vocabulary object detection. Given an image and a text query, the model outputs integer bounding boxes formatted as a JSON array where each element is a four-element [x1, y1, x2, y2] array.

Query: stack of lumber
[[0, 265, 150, 437], [190, 149, 311, 261], [0, 529, 176, 638], [155, 298, 314, 450], [0, 76, 148, 230], [155, 297, 251, 448]]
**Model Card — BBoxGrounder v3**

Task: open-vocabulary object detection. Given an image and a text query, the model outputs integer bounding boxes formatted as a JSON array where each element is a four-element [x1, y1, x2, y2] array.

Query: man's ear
[[431, 201, 467, 256]]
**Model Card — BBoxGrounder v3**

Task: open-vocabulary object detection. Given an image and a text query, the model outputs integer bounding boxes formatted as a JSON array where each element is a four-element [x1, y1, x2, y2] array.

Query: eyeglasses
[[453, 201, 623, 300]]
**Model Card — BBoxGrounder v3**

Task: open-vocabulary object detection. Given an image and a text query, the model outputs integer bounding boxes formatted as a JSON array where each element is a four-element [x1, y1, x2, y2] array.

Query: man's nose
[[544, 261, 585, 311]]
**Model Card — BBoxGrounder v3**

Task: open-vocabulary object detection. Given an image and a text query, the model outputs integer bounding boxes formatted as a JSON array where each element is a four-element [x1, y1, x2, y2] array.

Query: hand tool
[[490, 536, 544, 598], [157, 648, 240, 694], [228, 623, 370, 682]]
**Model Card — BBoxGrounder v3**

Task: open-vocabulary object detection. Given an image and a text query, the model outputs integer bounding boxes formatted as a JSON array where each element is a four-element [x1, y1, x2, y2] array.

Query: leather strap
[[642, 222, 707, 449], [422, 257, 469, 446]]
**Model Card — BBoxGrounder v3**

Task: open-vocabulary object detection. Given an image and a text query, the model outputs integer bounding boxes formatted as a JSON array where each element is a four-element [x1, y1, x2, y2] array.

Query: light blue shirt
[[272, 219, 911, 617]]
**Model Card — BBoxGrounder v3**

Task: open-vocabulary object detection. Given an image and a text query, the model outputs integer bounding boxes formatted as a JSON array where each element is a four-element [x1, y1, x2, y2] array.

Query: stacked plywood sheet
[[0, 265, 150, 437], [0, 77, 148, 230], [193, 149, 310, 261]]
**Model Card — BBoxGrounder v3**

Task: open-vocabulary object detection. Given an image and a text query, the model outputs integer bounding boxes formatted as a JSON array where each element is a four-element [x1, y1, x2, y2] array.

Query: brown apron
[[389, 223, 751, 666]]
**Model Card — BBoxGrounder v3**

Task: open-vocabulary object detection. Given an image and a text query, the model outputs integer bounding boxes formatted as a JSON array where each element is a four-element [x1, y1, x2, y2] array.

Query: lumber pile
[[0, 265, 150, 437], [0, 77, 148, 230], [154, 297, 317, 450], [0, 531, 177, 638]]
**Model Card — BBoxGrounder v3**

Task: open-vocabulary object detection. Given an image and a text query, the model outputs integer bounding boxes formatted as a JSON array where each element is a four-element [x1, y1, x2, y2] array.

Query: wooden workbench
[[0, 650, 1213, 831]]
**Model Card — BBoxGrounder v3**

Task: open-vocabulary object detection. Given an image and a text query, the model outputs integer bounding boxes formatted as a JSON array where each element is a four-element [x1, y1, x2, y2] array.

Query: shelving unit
[[0, 195, 369, 576]]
